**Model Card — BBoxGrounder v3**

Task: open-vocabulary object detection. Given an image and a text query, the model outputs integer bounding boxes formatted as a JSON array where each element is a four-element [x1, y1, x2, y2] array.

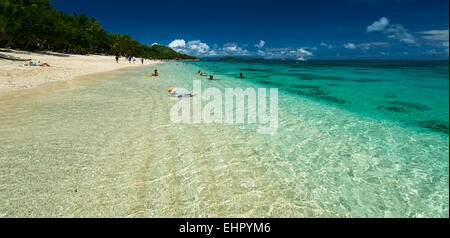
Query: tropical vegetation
[[0, 0, 195, 59]]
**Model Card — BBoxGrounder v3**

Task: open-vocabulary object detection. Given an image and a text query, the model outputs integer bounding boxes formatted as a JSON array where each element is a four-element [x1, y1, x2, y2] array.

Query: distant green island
[[0, 0, 195, 59]]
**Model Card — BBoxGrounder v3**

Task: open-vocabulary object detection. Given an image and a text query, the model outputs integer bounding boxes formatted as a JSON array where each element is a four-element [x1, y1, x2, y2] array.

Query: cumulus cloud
[[223, 42, 249, 55], [255, 40, 265, 49], [186, 40, 211, 54], [168, 39, 316, 59], [368, 17, 448, 54], [367, 17, 416, 44], [384, 24, 416, 44], [168, 39, 253, 57], [367, 17, 390, 32], [168, 39, 186, 48], [168, 39, 214, 56]]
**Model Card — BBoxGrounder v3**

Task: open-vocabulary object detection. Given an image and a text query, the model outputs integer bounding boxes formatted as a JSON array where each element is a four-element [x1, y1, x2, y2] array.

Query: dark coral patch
[[377, 105, 409, 113], [419, 121, 449, 134], [388, 101, 432, 111], [291, 84, 322, 89], [285, 87, 347, 104], [257, 80, 284, 87]]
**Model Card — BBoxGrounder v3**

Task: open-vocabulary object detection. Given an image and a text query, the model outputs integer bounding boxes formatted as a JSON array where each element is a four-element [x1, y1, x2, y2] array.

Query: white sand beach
[[0, 49, 159, 93]]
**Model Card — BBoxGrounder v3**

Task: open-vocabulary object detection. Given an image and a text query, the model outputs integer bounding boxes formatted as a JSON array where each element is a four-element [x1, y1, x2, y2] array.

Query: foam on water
[[0, 61, 448, 217]]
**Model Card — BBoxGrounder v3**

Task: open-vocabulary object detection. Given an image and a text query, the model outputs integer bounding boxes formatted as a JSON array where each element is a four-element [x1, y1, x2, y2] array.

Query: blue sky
[[51, 0, 449, 59]]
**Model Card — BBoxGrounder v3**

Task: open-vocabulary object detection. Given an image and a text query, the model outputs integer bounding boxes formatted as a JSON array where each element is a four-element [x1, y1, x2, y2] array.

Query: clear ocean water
[[202, 60, 449, 135], [0, 60, 448, 217]]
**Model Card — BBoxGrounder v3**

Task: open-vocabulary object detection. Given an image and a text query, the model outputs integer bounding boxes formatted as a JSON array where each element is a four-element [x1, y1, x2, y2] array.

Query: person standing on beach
[[133, 56, 136, 63], [128, 55, 132, 63], [115, 53, 120, 63], [141, 58, 144, 64]]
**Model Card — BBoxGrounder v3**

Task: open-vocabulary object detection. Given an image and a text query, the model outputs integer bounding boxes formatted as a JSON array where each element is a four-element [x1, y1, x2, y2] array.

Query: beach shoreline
[[0, 49, 160, 94]]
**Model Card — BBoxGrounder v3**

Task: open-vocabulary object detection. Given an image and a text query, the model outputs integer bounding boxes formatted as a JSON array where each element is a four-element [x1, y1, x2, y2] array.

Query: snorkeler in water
[[168, 88, 197, 97]]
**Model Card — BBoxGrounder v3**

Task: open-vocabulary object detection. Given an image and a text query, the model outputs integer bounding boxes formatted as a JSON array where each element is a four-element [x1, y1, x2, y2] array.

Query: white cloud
[[384, 24, 416, 44], [360, 42, 390, 50], [169, 39, 214, 56], [344, 43, 357, 49], [367, 17, 417, 44], [186, 40, 211, 54], [223, 42, 249, 55], [151, 43, 159, 46], [425, 49, 440, 55], [298, 48, 313, 56], [344, 42, 390, 50], [416, 30, 449, 54], [169, 39, 253, 57], [257, 50, 266, 56], [168, 39, 186, 48], [367, 17, 390, 32], [263, 47, 313, 59], [320, 42, 335, 49], [223, 43, 239, 52], [255, 40, 265, 49], [168, 39, 316, 59], [417, 30, 449, 41]]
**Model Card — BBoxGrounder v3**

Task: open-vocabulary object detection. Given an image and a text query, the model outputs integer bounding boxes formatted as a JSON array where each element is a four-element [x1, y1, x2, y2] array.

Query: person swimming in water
[[168, 88, 197, 97], [240, 73, 244, 78], [209, 75, 214, 80], [152, 69, 159, 76]]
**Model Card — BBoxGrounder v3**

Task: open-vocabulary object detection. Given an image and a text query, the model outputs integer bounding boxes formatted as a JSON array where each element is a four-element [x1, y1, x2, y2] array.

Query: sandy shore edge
[[0, 49, 160, 94]]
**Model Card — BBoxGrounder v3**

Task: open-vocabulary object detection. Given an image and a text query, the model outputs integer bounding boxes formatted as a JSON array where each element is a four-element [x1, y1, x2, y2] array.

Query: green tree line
[[0, 0, 195, 59]]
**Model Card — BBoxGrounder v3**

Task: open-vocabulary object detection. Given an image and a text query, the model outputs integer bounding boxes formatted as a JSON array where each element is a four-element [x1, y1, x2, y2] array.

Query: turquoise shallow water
[[0, 60, 448, 217], [199, 60, 449, 135]]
